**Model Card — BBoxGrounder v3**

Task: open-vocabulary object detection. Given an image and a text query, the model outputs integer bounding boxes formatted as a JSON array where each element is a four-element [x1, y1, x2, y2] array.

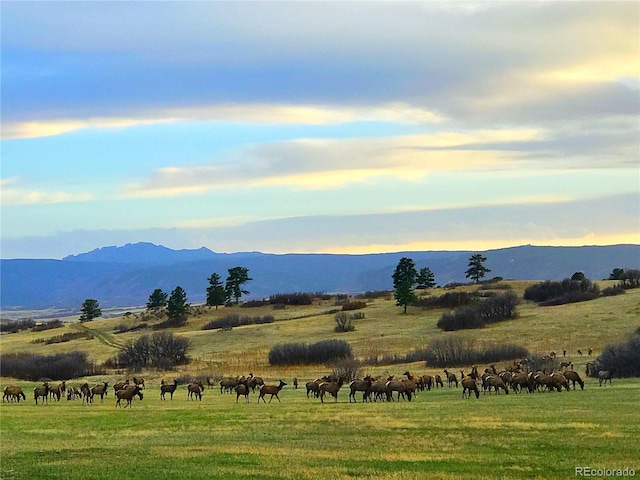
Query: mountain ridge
[[2, 243, 638, 311]]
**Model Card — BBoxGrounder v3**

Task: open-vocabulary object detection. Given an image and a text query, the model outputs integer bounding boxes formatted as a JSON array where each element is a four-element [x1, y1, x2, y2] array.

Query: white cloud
[[0, 178, 94, 205]]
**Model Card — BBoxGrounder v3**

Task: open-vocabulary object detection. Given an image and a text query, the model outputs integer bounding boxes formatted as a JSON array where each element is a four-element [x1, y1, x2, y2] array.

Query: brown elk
[[293, 377, 298, 390], [115, 385, 143, 408], [483, 375, 509, 395], [34, 383, 50, 404], [132, 377, 145, 389], [319, 378, 344, 403], [385, 377, 412, 402], [258, 380, 287, 403], [306, 376, 331, 398], [3, 386, 26, 402], [598, 371, 613, 387], [563, 370, 584, 390], [188, 381, 204, 400], [349, 376, 373, 403], [113, 380, 129, 394], [443, 369, 458, 388], [160, 380, 178, 400], [234, 380, 250, 403], [66, 386, 82, 400], [461, 377, 480, 399], [91, 382, 109, 403], [510, 372, 535, 393], [80, 382, 93, 404], [434, 375, 444, 389], [48, 380, 66, 401], [219, 378, 239, 394]]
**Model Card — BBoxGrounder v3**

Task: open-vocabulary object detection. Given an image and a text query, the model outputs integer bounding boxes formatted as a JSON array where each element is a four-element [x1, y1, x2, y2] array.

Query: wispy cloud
[[0, 178, 94, 205]]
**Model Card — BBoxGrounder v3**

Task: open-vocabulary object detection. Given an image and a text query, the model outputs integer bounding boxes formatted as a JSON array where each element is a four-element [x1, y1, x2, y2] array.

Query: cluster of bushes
[[202, 314, 274, 331], [268, 339, 352, 366], [114, 322, 149, 334], [341, 301, 367, 311], [524, 278, 600, 306], [415, 291, 475, 309], [152, 315, 188, 330], [357, 290, 392, 299], [116, 332, 190, 371], [422, 338, 528, 368], [31, 331, 93, 344], [269, 292, 315, 306], [362, 337, 528, 368], [601, 285, 626, 297], [32, 319, 64, 332], [0, 319, 37, 333], [436, 292, 519, 331], [592, 334, 640, 378], [241, 299, 270, 308], [333, 311, 364, 333], [0, 351, 98, 380]]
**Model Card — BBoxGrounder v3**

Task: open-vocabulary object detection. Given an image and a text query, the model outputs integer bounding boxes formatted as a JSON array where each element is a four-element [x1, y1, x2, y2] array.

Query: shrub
[[242, 299, 270, 308], [524, 278, 600, 305], [202, 314, 274, 330], [415, 291, 476, 309], [331, 358, 362, 382], [268, 339, 352, 366], [341, 301, 367, 311], [594, 336, 640, 378], [32, 319, 64, 332], [117, 332, 190, 370], [269, 292, 315, 306], [421, 337, 529, 368], [334, 312, 355, 332], [0, 351, 93, 380], [31, 331, 93, 344], [358, 290, 392, 299], [0, 319, 36, 334], [436, 292, 519, 331], [601, 285, 626, 297], [524, 354, 559, 374], [152, 314, 188, 329]]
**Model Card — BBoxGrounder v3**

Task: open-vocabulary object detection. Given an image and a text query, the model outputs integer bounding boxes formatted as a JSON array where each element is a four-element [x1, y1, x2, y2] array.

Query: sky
[[1, 1, 639, 259]]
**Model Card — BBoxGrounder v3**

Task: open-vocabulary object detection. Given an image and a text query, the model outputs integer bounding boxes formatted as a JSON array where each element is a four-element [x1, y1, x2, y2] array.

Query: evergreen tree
[[465, 254, 491, 284], [225, 267, 252, 305], [79, 299, 102, 322], [416, 267, 436, 289], [206, 273, 226, 309], [146, 288, 168, 310], [166, 286, 189, 326], [392, 257, 418, 313]]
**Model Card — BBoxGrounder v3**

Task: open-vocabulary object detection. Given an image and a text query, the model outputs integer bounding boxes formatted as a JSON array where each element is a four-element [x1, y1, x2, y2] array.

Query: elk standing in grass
[[443, 369, 458, 388], [319, 378, 344, 403], [563, 370, 584, 390], [34, 383, 50, 405], [349, 376, 372, 403], [462, 377, 480, 399], [160, 380, 178, 400], [235, 380, 250, 404], [188, 381, 204, 400], [598, 371, 613, 387], [115, 385, 143, 408], [91, 382, 109, 403], [3, 386, 26, 402], [258, 380, 287, 403]]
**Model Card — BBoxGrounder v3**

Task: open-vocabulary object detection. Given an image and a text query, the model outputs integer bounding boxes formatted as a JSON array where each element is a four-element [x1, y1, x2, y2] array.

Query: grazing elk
[[483, 375, 509, 395], [598, 371, 613, 387], [349, 376, 373, 403], [48, 380, 66, 401], [160, 380, 178, 400], [219, 378, 239, 394], [113, 380, 129, 394], [385, 377, 412, 402], [34, 383, 50, 405], [443, 369, 458, 388], [3, 386, 26, 402], [258, 380, 287, 403], [434, 375, 444, 389], [563, 370, 584, 390], [235, 380, 250, 404], [91, 382, 109, 403], [188, 381, 204, 400], [306, 376, 331, 399], [319, 378, 344, 403], [66, 386, 82, 400], [510, 372, 535, 393], [550, 372, 570, 391], [368, 378, 388, 402], [461, 377, 480, 399], [133, 377, 145, 389], [115, 385, 143, 408]]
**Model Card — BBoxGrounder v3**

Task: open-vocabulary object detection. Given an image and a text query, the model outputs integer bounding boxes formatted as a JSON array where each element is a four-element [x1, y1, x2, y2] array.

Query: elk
[[349, 376, 372, 403], [3, 386, 26, 402], [598, 371, 613, 387], [91, 382, 109, 403], [80, 382, 93, 404], [160, 380, 178, 400], [461, 377, 480, 399], [385, 377, 412, 402], [550, 372, 570, 391], [483, 375, 509, 395], [235, 380, 250, 403], [510, 372, 535, 393], [48, 380, 66, 401], [115, 385, 143, 408], [563, 370, 584, 390], [66, 386, 82, 400], [188, 381, 204, 400], [319, 378, 344, 403], [443, 369, 458, 388], [219, 378, 239, 394], [434, 375, 444, 389], [34, 383, 50, 405], [293, 377, 298, 390], [113, 380, 129, 393], [132, 377, 145, 389], [258, 380, 287, 403]]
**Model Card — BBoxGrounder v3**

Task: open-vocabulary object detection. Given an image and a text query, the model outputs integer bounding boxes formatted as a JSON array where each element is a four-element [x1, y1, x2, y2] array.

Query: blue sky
[[1, 1, 639, 259]]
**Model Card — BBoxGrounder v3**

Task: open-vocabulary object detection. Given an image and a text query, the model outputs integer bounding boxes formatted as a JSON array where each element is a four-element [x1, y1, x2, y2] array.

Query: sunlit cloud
[[0, 178, 94, 205]]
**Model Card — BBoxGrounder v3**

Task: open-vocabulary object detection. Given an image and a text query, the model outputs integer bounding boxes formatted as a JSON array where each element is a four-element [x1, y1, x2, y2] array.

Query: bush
[[202, 314, 274, 330], [601, 285, 626, 297], [32, 331, 93, 344], [334, 312, 355, 332], [358, 290, 392, 300], [32, 320, 64, 332], [594, 336, 640, 378], [241, 299, 270, 308], [331, 358, 362, 382], [0, 351, 93, 380], [524, 278, 600, 305], [341, 301, 367, 311], [117, 332, 190, 370], [436, 292, 519, 331], [268, 339, 352, 366], [415, 291, 476, 309], [152, 314, 188, 329], [0, 319, 36, 334], [421, 337, 529, 368], [269, 292, 315, 306], [523, 354, 559, 374]]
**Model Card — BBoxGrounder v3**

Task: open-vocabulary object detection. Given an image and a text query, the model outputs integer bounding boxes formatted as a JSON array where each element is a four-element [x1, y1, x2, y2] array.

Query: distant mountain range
[[1, 242, 638, 311]]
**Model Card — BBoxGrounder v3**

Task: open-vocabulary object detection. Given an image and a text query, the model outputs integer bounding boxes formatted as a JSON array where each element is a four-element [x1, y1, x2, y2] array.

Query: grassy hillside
[[1, 281, 638, 380], [2, 281, 639, 480]]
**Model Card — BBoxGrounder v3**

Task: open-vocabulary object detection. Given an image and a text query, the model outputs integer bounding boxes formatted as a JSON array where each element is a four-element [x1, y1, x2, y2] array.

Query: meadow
[[1, 281, 639, 479]]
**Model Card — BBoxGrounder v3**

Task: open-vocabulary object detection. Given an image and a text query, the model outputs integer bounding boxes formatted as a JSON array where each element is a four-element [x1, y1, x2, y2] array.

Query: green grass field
[[2, 282, 639, 479]]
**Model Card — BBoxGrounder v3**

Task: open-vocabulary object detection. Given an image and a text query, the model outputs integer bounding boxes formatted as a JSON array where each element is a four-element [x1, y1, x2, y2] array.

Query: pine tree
[[225, 267, 252, 305], [206, 273, 226, 309], [392, 257, 418, 313], [79, 299, 102, 322], [465, 254, 491, 284], [416, 267, 436, 289]]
